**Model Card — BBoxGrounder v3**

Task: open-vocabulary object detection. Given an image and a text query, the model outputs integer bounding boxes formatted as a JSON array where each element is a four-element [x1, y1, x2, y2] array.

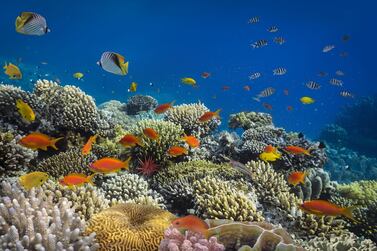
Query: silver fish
[[251, 39, 268, 48], [306, 81, 321, 90], [267, 26, 279, 32], [253, 87, 275, 102], [15, 12, 50, 36], [249, 72, 262, 80], [248, 16, 260, 24], [273, 67, 287, 76], [323, 45, 335, 53], [340, 91, 354, 98], [273, 36, 285, 45], [329, 78, 343, 86]]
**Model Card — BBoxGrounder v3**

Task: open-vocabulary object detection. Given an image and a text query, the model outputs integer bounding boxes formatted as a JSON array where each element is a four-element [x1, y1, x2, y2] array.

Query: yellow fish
[[16, 99, 35, 123], [181, 77, 197, 87], [259, 151, 281, 162], [300, 96, 315, 104], [19, 171, 49, 190], [128, 82, 137, 92], [3, 63, 22, 79], [73, 72, 84, 80]]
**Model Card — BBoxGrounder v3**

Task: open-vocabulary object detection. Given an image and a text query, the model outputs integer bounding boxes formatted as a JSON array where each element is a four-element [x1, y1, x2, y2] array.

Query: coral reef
[[160, 226, 225, 251], [193, 176, 263, 221], [228, 111, 273, 130], [98, 100, 135, 129], [33, 147, 96, 177], [85, 203, 175, 251], [164, 102, 220, 137], [123, 95, 158, 115], [0, 181, 98, 250], [0, 131, 37, 178]]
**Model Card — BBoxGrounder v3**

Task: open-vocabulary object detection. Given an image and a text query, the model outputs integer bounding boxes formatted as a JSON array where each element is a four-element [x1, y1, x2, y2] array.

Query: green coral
[[336, 180, 377, 203], [193, 176, 264, 221]]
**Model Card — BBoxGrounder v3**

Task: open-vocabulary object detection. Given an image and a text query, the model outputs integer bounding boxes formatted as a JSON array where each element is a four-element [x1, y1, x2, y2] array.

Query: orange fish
[[264, 145, 277, 153], [283, 89, 289, 95], [284, 145, 311, 155], [222, 86, 230, 91], [19, 132, 63, 151], [171, 215, 209, 237], [299, 200, 357, 221], [181, 134, 200, 148], [262, 102, 272, 110], [198, 109, 221, 123], [287, 106, 293, 111], [201, 72, 211, 79], [154, 101, 175, 114], [143, 128, 159, 141], [90, 157, 131, 174], [82, 135, 97, 155], [243, 85, 251, 91], [59, 173, 96, 187], [288, 171, 307, 186], [119, 134, 144, 147], [167, 146, 188, 157]]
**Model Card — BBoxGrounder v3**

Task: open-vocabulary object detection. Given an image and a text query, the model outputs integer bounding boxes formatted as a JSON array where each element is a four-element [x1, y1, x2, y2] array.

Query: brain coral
[[85, 203, 175, 251], [164, 102, 220, 137], [0, 131, 37, 178], [228, 111, 273, 130]]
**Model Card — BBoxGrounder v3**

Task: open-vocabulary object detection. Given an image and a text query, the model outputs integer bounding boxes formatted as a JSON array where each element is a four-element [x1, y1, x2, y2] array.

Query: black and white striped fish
[[253, 87, 275, 102], [249, 72, 261, 80], [322, 45, 335, 53], [15, 12, 50, 36], [251, 39, 268, 48], [273, 67, 287, 76], [335, 70, 345, 76], [273, 36, 285, 45], [267, 26, 278, 32], [97, 52, 129, 76], [340, 91, 354, 98], [248, 16, 260, 24], [306, 81, 321, 90], [329, 78, 343, 86]]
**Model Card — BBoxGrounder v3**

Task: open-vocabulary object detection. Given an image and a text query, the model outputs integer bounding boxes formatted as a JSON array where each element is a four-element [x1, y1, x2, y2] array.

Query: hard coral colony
[[0, 3, 376, 251]]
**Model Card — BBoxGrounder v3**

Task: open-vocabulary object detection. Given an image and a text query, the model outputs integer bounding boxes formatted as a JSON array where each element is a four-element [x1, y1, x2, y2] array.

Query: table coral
[[228, 111, 273, 130], [164, 102, 220, 137], [0, 181, 98, 250], [85, 203, 175, 251]]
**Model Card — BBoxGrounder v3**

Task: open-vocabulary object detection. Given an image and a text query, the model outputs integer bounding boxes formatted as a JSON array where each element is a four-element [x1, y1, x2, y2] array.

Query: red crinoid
[[137, 157, 160, 176]]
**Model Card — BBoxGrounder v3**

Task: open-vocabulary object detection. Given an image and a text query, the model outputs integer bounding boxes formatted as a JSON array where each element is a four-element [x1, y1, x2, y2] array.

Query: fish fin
[[342, 206, 358, 222], [50, 137, 64, 150], [300, 171, 308, 184], [123, 156, 131, 169], [87, 173, 97, 185], [214, 109, 221, 119], [170, 100, 176, 106], [41, 146, 48, 151], [121, 61, 129, 75]]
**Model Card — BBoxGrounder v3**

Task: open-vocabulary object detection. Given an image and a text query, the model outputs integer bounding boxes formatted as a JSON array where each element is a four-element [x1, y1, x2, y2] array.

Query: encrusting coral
[[192, 176, 264, 222], [0, 131, 37, 178], [0, 181, 99, 250], [85, 203, 175, 251], [228, 111, 273, 130], [164, 102, 220, 137]]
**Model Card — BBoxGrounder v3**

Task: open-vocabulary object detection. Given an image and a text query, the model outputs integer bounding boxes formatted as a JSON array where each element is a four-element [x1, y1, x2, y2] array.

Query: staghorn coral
[[164, 102, 220, 137], [193, 176, 263, 222], [128, 119, 184, 164], [228, 111, 273, 130], [0, 131, 37, 178], [205, 219, 303, 251], [160, 226, 225, 251], [85, 203, 175, 251], [34, 79, 112, 136], [123, 95, 158, 115], [0, 181, 99, 250], [97, 172, 165, 207], [32, 147, 96, 177]]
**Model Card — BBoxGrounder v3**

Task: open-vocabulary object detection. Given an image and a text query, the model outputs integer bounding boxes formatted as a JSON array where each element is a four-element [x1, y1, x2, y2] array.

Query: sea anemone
[[137, 157, 160, 176]]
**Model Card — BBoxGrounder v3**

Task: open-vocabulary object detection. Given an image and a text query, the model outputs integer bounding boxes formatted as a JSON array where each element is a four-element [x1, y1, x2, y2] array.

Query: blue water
[[2, 0, 377, 139]]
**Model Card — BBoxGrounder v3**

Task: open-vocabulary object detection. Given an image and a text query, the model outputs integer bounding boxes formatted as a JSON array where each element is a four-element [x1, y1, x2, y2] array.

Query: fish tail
[[214, 109, 221, 119], [170, 100, 176, 106], [137, 139, 145, 147], [51, 137, 64, 150], [342, 206, 358, 222], [123, 156, 131, 169], [87, 173, 97, 185]]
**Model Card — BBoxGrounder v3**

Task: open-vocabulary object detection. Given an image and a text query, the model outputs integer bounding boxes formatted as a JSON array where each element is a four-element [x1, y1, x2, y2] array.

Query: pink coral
[[160, 226, 225, 251]]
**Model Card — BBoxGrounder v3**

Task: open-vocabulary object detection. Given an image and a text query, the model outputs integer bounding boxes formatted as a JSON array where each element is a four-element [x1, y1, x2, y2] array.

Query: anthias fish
[[288, 171, 307, 186], [154, 101, 175, 114], [167, 146, 188, 156], [171, 215, 209, 237], [119, 134, 144, 147], [284, 145, 311, 155], [181, 134, 200, 148], [19, 132, 63, 150], [90, 157, 131, 174], [59, 173, 96, 187], [82, 135, 97, 155], [143, 127, 159, 141], [299, 200, 357, 221], [19, 171, 49, 190], [198, 109, 221, 123]]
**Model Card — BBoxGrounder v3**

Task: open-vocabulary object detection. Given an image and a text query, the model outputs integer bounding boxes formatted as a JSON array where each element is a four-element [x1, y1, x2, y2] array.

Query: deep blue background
[[1, 0, 377, 138]]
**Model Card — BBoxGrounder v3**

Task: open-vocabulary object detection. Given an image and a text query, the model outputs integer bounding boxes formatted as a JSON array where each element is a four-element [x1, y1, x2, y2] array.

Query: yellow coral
[[85, 203, 175, 251], [337, 180, 377, 204]]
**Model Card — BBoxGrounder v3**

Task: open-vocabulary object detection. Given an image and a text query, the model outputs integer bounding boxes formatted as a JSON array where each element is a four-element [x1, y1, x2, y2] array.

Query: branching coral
[[193, 176, 263, 221], [228, 111, 273, 130], [122, 95, 158, 115], [33, 147, 96, 177], [164, 102, 220, 137], [0, 131, 37, 178], [0, 181, 99, 250], [85, 203, 175, 251], [336, 180, 377, 203], [160, 226, 225, 251]]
